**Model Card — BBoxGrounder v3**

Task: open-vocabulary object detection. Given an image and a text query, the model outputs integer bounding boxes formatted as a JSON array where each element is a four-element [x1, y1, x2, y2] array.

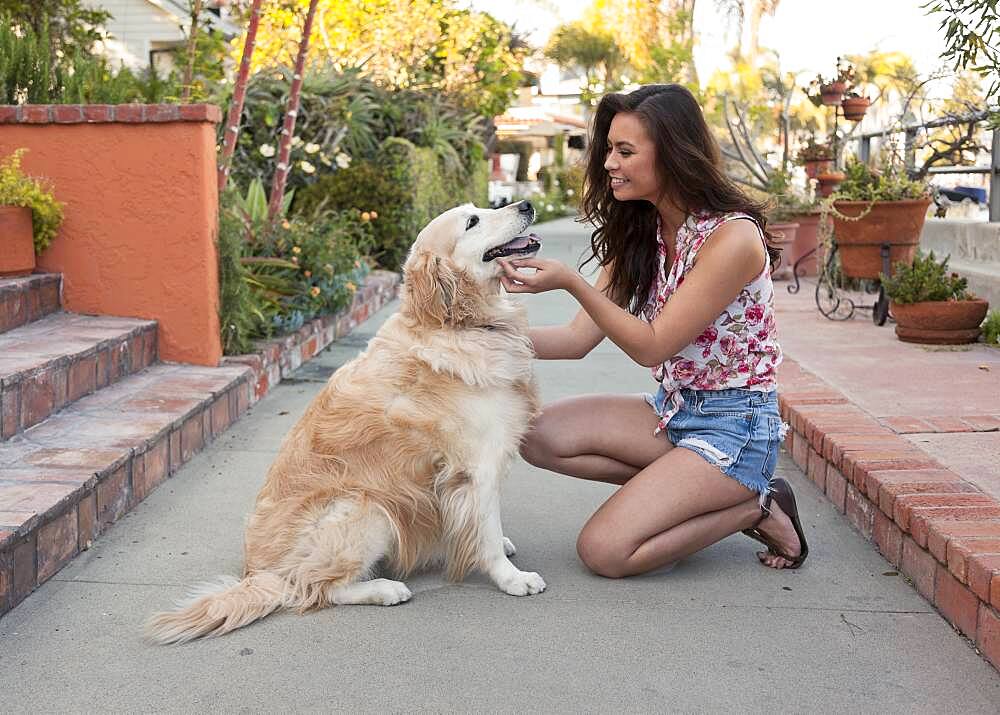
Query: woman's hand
[[498, 257, 580, 294]]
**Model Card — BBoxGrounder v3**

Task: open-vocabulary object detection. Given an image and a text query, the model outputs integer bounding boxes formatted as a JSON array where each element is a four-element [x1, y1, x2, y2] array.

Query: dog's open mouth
[[482, 233, 541, 262]]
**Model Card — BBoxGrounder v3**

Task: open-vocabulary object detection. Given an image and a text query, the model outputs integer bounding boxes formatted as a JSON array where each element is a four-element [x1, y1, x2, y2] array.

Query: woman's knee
[[576, 528, 630, 579], [519, 413, 558, 467]]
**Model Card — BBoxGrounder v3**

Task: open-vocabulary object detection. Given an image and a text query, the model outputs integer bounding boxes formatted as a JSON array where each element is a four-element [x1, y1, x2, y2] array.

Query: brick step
[[0, 312, 157, 440], [0, 361, 253, 615], [0, 274, 61, 335]]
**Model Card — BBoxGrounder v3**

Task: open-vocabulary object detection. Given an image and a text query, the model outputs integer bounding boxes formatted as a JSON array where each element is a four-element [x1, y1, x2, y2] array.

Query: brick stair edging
[[222, 270, 401, 401], [778, 357, 1000, 671], [0, 365, 255, 616], [0, 270, 400, 617]]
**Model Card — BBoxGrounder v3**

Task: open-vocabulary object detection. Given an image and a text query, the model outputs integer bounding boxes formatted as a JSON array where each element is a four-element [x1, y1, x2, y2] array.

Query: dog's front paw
[[502, 536, 517, 557], [497, 569, 546, 596]]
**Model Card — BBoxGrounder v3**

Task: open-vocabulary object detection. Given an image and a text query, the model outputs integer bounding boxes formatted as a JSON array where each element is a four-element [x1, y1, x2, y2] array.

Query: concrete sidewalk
[[1, 217, 997, 711]]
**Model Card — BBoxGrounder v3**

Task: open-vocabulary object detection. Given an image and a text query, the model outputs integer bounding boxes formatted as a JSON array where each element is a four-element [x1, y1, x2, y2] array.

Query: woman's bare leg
[[520, 394, 671, 484], [522, 393, 802, 571], [576, 447, 801, 576]]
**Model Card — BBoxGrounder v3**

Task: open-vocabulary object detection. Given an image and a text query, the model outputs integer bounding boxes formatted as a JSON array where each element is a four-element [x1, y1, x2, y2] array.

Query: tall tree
[[217, 0, 264, 193], [267, 0, 319, 224]]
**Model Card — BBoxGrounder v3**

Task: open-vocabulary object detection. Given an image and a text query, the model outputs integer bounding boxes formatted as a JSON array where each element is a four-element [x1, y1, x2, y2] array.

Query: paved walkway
[[1, 217, 997, 711]]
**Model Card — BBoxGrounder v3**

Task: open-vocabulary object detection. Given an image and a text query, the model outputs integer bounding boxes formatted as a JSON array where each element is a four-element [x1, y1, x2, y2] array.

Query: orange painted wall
[[0, 118, 221, 366]]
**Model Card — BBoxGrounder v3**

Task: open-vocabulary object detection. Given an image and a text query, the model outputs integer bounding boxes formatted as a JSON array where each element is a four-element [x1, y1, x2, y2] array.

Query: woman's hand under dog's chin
[[498, 257, 580, 295]]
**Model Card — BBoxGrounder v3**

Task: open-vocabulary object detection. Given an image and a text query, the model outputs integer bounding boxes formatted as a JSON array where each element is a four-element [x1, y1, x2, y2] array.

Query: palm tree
[[217, 0, 265, 193], [267, 0, 320, 224]]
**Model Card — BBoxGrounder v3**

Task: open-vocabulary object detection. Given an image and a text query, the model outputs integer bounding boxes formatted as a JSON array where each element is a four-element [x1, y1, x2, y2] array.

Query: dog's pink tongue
[[504, 233, 541, 249]]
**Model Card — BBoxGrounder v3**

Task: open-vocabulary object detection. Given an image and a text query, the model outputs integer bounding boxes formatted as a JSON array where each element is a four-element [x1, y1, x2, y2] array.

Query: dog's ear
[[403, 251, 484, 327]]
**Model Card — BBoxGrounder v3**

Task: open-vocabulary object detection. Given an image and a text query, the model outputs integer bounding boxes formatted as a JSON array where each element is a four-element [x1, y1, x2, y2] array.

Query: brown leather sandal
[[741, 478, 809, 569]]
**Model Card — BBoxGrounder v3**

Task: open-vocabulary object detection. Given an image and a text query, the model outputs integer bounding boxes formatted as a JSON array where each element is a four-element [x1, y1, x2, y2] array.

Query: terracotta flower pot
[[0, 205, 35, 276], [803, 159, 833, 180], [786, 212, 822, 276], [820, 81, 847, 105], [891, 298, 989, 344], [816, 171, 846, 198], [831, 198, 932, 280], [767, 221, 799, 280], [841, 96, 870, 121]]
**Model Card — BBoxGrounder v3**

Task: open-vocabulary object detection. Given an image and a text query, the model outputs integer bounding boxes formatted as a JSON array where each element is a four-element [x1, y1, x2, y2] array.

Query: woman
[[499, 84, 809, 577]]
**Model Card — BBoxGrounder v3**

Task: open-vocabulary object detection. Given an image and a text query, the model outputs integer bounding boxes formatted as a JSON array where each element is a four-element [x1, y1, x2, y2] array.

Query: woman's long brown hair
[[580, 84, 779, 315]]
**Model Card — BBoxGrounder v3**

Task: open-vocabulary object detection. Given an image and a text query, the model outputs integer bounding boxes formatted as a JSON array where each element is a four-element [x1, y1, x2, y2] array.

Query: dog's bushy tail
[[144, 572, 286, 645]]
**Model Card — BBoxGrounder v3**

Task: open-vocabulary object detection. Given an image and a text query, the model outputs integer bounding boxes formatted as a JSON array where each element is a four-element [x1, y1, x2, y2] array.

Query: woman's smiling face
[[604, 111, 660, 203]]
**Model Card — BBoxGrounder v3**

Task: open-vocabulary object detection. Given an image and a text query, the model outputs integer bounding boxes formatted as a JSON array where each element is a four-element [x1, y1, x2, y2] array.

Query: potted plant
[[816, 170, 846, 198], [796, 137, 834, 179], [841, 91, 871, 122], [807, 58, 856, 106], [0, 149, 64, 276], [881, 251, 989, 344], [828, 156, 932, 280], [764, 170, 813, 280]]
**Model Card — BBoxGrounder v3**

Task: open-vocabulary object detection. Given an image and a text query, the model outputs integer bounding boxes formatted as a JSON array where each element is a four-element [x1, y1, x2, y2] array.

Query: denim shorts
[[644, 386, 786, 500]]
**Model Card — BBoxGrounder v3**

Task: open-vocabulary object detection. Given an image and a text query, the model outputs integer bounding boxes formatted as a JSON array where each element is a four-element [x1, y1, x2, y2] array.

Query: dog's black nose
[[518, 200, 534, 215]]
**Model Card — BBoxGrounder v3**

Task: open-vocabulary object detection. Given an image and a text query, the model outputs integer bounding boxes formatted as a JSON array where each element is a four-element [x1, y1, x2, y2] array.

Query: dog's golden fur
[[146, 203, 545, 644]]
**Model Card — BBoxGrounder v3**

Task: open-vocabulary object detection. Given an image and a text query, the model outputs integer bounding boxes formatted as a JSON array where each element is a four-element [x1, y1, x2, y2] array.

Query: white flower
[[566, 189, 574, 196], [319, 153, 332, 166], [546, 204, 554, 211], [335, 152, 351, 169], [291, 136, 303, 147], [258, 144, 276, 157], [300, 160, 316, 174], [304, 142, 320, 154]]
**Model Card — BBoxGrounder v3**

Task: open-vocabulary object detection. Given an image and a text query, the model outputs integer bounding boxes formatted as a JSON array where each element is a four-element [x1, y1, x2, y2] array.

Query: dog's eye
[[465, 215, 479, 231]]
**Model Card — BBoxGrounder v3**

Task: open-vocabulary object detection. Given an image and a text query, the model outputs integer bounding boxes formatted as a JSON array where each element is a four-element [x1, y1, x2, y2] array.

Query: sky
[[466, 0, 952, 85]]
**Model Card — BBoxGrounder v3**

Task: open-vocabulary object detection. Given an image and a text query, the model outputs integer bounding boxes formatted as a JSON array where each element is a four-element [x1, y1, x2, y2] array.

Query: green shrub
[[0, 148, 64, 253], [880, 250, 972, 304], [834, 156, 929, 202], [217, 182, 373, 355], [0, 16, 180, 104], [293, 137, 488, 270], [982, 309, 1000, 346]]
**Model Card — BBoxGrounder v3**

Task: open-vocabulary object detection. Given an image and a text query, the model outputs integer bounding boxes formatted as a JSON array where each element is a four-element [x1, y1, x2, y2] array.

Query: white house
[[84, 0, 240, 72]]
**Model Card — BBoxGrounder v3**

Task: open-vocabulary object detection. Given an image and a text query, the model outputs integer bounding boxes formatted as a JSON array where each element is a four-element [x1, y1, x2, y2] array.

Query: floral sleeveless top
[[641, 210, 782, 434]]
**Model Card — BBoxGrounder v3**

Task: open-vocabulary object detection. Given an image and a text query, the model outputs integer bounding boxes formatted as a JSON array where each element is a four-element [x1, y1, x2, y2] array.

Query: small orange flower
[[369, 211, 378, 220], [310, 286, 321, 297], [291, 256, 299, 264], [360, 211, 371, 222], [292, 246, 301, 254], [281, 219, 291, 229], [345, 281, 357, 293]]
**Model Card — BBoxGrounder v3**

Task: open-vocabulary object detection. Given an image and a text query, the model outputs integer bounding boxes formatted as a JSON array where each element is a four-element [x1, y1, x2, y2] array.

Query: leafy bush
[[217, 181, 373, 355], [0, 15, 179, 104], [982, 310, 1000, 346], [0, 148, 64, 253], [834, 156, 929, 202], [880, 251, 972, 304], [293, 137, 488, 270]]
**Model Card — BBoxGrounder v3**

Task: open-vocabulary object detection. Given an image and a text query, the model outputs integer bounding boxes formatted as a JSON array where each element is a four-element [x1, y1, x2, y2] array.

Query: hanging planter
[[841, 95, 871, 122], [816, 171, 846, 198], [819, 80, 847, 105]]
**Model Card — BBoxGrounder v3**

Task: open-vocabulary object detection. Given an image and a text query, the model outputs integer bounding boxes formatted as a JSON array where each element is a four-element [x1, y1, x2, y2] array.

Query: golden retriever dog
[[145, 201, 544, 644]]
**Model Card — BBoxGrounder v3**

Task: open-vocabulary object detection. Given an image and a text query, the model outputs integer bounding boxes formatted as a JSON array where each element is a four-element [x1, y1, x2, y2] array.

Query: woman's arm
[[527, 268, 610, 359], [500, 220, 766, 368]]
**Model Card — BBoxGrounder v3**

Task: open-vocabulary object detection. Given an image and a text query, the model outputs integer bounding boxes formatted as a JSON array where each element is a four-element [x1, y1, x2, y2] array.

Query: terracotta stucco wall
[[0, 104, 222, 365]]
